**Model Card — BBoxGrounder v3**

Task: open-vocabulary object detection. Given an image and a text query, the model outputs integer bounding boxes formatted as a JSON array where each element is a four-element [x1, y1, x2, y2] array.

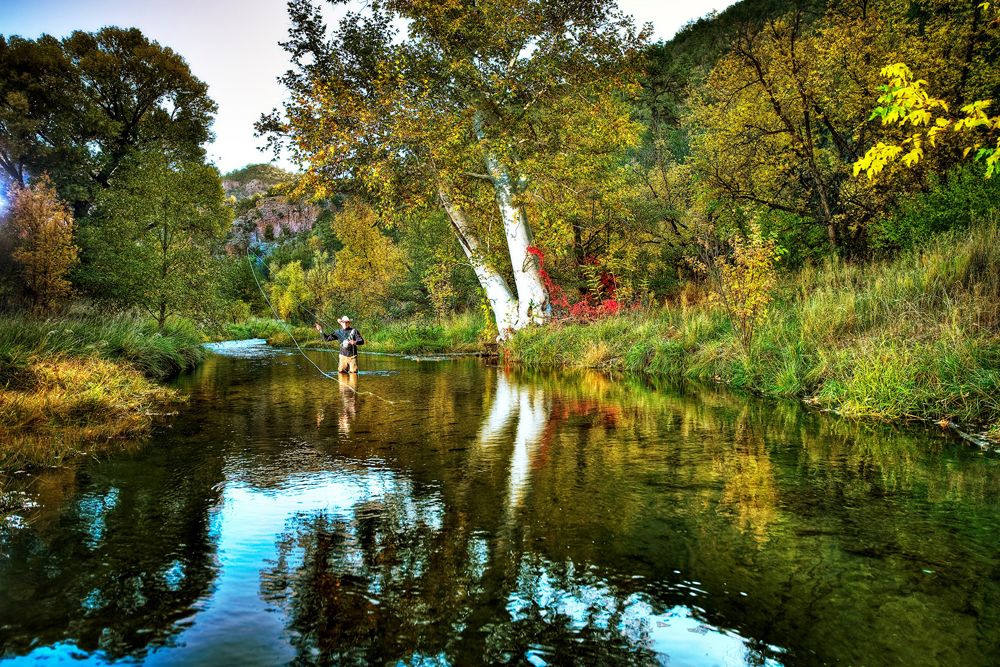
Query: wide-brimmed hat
[[337, 315, 352, 324]]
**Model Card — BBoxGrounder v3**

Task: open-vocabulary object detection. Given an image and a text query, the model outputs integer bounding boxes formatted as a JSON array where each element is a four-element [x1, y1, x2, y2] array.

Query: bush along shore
[[506, 222, 1000, 438], [0, 315, 205, 469]]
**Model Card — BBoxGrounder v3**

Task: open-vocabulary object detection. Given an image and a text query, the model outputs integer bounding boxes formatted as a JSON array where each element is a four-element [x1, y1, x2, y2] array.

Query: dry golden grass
[[0, 355, 181, 469]]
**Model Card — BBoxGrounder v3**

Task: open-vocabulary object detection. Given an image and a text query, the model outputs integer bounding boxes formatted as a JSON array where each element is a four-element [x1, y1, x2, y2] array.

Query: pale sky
[[0, 0, 737, 174]]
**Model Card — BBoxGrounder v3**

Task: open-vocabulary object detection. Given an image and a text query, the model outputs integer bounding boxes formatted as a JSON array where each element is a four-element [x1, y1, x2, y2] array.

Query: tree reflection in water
[[3, 350, 1000, 665], [0, 442, 223, 661], [258, 370, 778, 666]]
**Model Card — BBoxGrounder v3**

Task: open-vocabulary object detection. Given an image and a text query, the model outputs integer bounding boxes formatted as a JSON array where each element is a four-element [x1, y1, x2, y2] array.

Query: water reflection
[[2, 351, 1000, 665], [477, 374, 550, 511], [0, 443, 223, 661]]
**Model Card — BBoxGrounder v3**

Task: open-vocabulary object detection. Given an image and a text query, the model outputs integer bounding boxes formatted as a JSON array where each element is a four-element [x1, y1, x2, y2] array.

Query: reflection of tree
[[715, 409, 779, 543], [475, 372, 549, 511], [259, 491, 463, 664], [258, 498, 664, 665], [0, 436, 224, 660], [8, 351, 1000, 664]]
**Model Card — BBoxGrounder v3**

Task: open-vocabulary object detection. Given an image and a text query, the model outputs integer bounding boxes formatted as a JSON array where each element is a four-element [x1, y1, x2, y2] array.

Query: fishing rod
[[244, 246, 404, 405]]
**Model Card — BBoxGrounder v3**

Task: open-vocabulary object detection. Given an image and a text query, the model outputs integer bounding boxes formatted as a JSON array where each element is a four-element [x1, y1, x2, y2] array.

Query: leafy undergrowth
[[507, 221, 1000, 432]]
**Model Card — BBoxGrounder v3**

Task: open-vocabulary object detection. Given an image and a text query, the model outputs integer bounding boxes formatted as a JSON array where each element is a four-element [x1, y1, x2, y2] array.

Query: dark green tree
[[78, 152, 232, 328], [0, 27, 216, 216]]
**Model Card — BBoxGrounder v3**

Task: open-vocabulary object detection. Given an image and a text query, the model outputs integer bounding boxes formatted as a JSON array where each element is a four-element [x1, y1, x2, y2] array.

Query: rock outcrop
[[222, 164, 322, 249]]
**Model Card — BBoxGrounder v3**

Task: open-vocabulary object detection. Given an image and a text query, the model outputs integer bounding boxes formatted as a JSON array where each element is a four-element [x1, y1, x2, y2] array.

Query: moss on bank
[[506, 222, 1000, 432], [0, 315, 204, 469]]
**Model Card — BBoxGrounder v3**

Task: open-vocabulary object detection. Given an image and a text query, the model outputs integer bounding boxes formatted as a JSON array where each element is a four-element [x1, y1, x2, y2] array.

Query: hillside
[[221, 164, 322, 246]]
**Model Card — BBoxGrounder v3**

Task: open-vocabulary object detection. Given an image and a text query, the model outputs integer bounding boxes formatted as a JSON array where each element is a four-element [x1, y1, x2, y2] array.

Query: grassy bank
[[507, 222, 1000, 432], [214, 312, 486, 354], [0, 315, 204, 469]]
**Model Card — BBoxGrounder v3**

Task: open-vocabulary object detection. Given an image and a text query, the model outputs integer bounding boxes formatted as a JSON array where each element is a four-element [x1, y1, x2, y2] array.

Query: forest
[[1, 0, 999, 464]]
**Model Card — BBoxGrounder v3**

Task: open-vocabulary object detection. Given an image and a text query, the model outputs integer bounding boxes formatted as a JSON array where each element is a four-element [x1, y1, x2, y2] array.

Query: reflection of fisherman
[[314, 315, 365, 374], [338, 371, 358, 434]]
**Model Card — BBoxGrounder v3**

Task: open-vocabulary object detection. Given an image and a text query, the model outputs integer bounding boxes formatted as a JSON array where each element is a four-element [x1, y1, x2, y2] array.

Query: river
[[1, 340, 999, 665]]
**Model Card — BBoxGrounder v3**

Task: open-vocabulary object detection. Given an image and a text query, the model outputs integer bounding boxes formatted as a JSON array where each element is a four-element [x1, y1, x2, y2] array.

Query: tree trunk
[[474, 112, 549, 330], [438, 188, 519, 338], [480, 150, 549, 328]]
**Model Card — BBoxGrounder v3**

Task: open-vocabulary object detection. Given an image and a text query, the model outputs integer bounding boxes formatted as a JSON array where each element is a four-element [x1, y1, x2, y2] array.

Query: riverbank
[[210, 223, 999, 434], [507, 222, 1000, 435], [0, 315, 204, 469], [214, 311, 486, 354]]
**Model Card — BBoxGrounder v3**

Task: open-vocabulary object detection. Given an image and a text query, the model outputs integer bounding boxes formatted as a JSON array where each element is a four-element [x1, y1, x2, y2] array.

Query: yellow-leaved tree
[[7, 175, 78, 312], [686, 0, 997, 254], [854, 2, 1000, 179], [258, 0, 646, 336], [693, 223, 781, 360], [330, 201, 405, 322], [855, 66, 1000, 179], [269, 260, 310, 321]]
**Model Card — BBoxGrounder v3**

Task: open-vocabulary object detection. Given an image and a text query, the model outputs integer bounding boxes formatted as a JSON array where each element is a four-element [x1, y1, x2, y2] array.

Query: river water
[[1, 341, 999, 665]]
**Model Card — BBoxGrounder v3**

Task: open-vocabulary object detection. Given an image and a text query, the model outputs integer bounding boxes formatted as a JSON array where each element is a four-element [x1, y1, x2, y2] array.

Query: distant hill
[[664, 0, 826, 65], [221, 163, 295, 202], [640, 0, 827, 160], [221, 164, 320, 246]]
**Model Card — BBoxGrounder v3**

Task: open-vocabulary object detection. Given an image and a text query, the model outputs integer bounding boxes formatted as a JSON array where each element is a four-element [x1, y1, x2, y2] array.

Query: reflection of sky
[[143, 468, 418, 666], [508, 560, 783, 667], [7, 369, 781, 666], [76, 487, 119, 549]]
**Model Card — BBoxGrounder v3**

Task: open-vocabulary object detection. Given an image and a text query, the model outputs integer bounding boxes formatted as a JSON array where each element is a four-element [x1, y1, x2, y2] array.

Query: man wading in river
[[315, 316, 365, 374]]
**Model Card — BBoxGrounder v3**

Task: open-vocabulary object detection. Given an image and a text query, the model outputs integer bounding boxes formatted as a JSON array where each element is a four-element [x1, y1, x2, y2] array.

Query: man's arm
[[353, 330, 364, 346], [314, 323, 334, 341]]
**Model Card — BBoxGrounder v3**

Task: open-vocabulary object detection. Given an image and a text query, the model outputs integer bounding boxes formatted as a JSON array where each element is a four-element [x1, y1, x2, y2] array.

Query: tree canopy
[[259, 0, 647, 335], [0, 27, 215, 215]]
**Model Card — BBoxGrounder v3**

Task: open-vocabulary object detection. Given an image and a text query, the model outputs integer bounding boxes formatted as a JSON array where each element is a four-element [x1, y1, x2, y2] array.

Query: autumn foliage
[[693, 224, 781, 358], [6, 175, 78, 312]]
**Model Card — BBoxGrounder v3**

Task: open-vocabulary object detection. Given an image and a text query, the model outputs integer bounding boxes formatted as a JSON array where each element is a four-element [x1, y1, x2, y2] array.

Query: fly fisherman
[[314, 315, 365, 374]]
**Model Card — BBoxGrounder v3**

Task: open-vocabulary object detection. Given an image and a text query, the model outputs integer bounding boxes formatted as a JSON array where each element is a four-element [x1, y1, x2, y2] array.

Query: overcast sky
[[1, 0, 737, 174]]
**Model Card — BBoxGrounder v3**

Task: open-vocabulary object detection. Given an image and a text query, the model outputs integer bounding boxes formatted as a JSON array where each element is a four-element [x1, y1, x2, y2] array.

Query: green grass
[[213, 312, 488, 354], [364, 312, 486, 353], [507, 221, 1000, 432], [0, 314, 203, 469], [0, 314, 205, 382]]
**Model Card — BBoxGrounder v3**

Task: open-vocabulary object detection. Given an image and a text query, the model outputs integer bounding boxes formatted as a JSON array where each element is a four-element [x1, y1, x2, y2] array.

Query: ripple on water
[[203, 339, 285, 359]]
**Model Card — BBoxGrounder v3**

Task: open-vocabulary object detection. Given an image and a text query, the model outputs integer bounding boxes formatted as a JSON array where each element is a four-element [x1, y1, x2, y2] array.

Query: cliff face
[[222, 165, 321, 248]]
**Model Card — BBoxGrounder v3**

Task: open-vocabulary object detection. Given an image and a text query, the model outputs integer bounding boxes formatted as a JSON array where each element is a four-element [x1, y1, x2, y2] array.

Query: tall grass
[[507, 221, 1000, 431], [0, 314, 203, 469], [0, 314, 204, 382], [0, 356, 179, 469], [364, 311, 485, 353]]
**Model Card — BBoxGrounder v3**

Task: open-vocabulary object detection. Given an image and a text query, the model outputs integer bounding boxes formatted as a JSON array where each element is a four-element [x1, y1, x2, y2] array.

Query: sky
[[0, 0, 738, 174]]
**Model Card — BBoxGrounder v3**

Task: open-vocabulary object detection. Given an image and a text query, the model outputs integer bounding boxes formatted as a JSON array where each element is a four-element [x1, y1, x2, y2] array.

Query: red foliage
[[527, 245, 625, 323]]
